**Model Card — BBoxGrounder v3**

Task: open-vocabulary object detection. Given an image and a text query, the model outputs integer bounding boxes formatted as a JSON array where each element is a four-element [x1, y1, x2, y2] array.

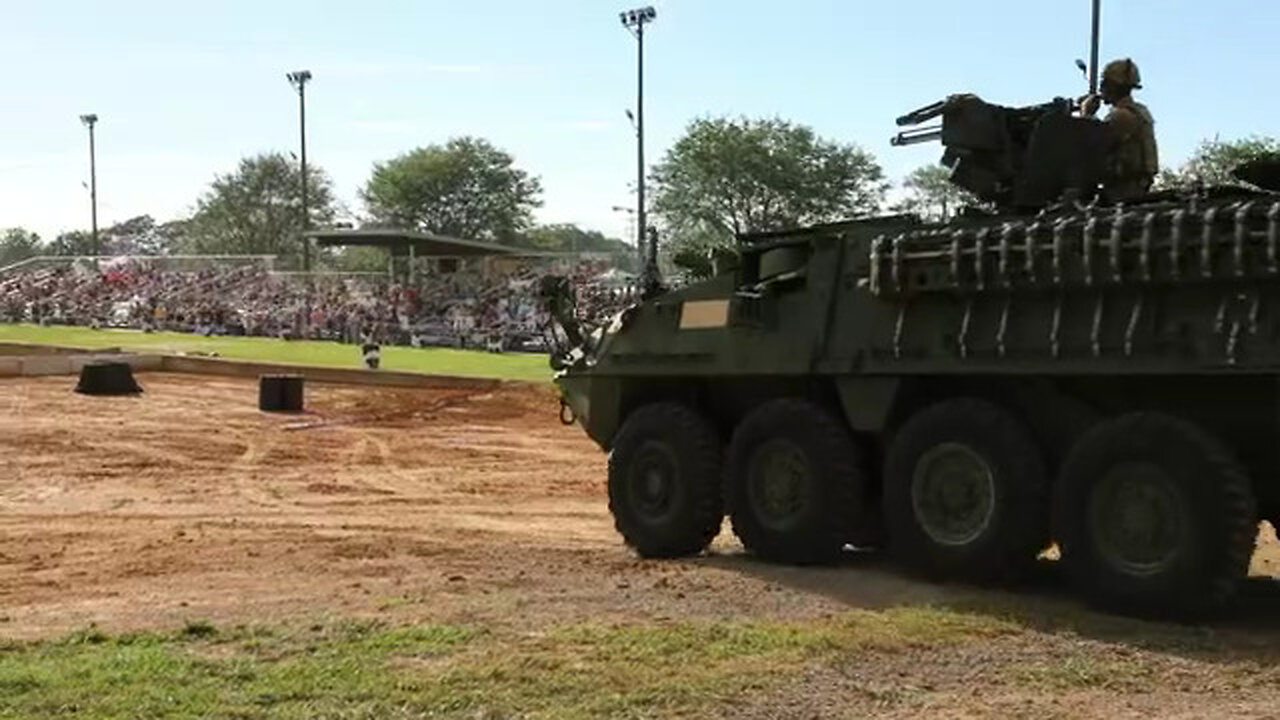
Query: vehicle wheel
[[883, 397, 1049, 581], [725, 398, 867, 564], [607, 402, 723, 558], [1054, 412, 1257, 620]]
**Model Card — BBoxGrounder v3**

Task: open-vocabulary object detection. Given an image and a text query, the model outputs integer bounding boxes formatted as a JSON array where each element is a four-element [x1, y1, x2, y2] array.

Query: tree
[[100, 215, 185, 256], [0, 228, 43, 267], [1157, 136, 1280, 189], [892, 165, 978, 221], [650, 116, 887, 261], [46, 230, 95, 257], [361, 137, 542, 243], [521, 223, 636, 270], [184, 152, 335, 265]]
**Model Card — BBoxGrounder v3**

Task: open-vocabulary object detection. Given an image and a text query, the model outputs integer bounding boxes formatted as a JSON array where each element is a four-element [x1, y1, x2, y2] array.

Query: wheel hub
[[627, 441, 680, 523], [1089, 461, 1185, 575], [747, 439, 812, 531], [911, 442, 997, 546]]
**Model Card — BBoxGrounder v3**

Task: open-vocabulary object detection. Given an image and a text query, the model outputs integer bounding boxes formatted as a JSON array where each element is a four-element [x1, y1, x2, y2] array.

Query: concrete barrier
[[0, 342, 523, 390], [158, 355, 506, 391], [19, 355, 73, 376], [67, 354, 163, 373], [0, 352, 165, 377]]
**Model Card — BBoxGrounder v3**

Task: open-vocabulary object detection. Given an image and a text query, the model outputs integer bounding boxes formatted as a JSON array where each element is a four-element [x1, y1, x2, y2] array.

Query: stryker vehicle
[[541, 92, 1280, 620]]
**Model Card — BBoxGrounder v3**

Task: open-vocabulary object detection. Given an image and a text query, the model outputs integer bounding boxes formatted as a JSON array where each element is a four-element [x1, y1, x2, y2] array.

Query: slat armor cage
[[866, 197, 1280, 364]]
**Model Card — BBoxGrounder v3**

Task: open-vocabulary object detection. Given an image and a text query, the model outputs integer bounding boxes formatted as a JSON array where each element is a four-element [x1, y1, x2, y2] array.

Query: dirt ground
[[4, 371, 1280, 718]]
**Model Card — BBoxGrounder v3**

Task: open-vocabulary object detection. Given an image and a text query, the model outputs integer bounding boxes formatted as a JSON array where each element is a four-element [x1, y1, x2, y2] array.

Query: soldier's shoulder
[[1115, 97, 1155, 124]]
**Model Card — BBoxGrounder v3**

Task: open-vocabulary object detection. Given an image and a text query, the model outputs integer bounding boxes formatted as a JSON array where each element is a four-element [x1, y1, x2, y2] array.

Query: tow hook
[[559, 398, 576, 425]]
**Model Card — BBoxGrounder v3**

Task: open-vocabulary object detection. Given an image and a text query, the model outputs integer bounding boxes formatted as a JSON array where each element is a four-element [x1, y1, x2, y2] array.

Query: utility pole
[[620, 6, 656, 269], [1088, 0, 1101, 95], [79, 114, 99, 256]]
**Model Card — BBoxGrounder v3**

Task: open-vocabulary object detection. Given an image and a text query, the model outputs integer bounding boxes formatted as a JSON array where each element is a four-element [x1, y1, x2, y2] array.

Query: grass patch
[[0, 620, 482, 720], [0, 324, 551, 383], [1008, 652, 1161, 692], [0, 608, 1015, 719]]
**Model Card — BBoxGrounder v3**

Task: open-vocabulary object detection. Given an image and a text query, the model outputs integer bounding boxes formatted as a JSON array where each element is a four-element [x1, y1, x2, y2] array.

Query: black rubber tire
[[883, 397, 1049, 582], [1054, 412, 1257, 620], [607, 402, 723, 558], [725, 398, 867, 564]]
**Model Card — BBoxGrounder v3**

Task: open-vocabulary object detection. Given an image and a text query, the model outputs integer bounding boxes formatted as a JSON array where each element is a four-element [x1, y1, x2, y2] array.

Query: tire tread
[[607, 402, 723, 558]]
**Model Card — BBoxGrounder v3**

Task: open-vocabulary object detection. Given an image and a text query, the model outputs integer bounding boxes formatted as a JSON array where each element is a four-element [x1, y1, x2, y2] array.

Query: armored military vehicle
[[541, 92, 1280, 620]]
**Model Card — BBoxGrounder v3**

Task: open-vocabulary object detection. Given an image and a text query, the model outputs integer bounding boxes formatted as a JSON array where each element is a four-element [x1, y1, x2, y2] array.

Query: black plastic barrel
[[75, 361, 143, 395], [259, 374, 304, 412]]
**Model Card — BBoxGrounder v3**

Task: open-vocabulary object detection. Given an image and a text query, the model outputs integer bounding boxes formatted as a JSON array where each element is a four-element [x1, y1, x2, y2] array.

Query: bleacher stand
[[0, 256, 635, 353]]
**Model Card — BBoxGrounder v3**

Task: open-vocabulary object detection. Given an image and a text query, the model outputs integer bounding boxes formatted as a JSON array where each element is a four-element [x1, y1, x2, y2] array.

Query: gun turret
[[892, 94, 1110, 213]]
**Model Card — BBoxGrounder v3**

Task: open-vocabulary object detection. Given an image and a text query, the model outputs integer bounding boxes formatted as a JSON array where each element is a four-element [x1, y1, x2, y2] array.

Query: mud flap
[[834, 376, 900, 433]]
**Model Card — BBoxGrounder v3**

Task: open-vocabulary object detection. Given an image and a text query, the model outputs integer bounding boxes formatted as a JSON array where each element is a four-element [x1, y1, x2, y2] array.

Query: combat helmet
[[1102, 58, 1142, 89]]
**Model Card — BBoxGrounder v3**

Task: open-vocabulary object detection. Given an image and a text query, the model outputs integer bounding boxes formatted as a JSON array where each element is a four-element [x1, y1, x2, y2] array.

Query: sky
[[3, 0, 1280, 250]]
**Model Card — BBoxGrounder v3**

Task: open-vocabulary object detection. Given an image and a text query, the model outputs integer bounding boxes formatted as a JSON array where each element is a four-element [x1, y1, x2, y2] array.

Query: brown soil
[[3, 372, 1280, 717]]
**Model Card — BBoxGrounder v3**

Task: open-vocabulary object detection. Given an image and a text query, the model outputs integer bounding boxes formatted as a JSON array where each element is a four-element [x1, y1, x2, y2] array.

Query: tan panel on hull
[[679, 299, 730, 329]]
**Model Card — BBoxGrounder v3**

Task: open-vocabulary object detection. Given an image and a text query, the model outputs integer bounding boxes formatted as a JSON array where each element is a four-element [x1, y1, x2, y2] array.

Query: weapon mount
[[892, 94, 1110, 215]]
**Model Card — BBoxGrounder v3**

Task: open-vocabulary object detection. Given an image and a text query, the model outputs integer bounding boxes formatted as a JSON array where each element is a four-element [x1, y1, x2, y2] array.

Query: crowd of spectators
[[0, 257, 636, 353]]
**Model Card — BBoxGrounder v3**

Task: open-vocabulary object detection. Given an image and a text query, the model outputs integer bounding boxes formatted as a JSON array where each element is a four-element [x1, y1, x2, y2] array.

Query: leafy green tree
[[521, 223, 636, 271], [184, 152, 335, 265], [100, 215, 186, 256], [892, 165, 977, 221], [0, 228, 43, 267], [1157, 136, 1280, 189], [661, 221, 730, 282], [46, 230, 95, 257], [652, 115, 886, 241], [361, 137, 543, 243], [650, 116, 886, 277]]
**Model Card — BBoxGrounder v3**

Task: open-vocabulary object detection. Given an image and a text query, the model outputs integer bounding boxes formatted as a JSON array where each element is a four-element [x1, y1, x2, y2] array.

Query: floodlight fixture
[[620, 6, 656, 30]]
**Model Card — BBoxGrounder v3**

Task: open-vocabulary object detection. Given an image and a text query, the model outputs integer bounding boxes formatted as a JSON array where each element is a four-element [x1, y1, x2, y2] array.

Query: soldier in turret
[[1080, 58, 1159, 202]]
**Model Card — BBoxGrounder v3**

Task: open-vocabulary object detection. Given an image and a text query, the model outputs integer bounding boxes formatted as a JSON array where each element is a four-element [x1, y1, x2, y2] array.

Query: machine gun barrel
[[890, 125, 942, 147], [895, 99, 948, 127]]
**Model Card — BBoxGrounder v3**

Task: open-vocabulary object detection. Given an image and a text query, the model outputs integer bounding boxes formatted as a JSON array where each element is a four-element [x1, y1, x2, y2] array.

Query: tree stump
[[259, 374, 304, 412], [75, 361, 143, 396]]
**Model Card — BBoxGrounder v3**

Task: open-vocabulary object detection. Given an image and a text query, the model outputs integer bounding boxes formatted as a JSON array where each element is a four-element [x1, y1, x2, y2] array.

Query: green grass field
[[0, 609, 1017, 719], [0, 324, 552, 383]]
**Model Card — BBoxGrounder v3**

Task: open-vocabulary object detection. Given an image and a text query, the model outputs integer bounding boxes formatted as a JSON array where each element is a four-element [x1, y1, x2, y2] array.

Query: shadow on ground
[[690, 547, 1280, 664]]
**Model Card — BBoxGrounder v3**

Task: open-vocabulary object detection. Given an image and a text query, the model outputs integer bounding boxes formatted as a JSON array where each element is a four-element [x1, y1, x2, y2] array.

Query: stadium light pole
[[286, 70, 313, 273], [620, 6, 655, 269], [287, 69, 313, 337], [79, 113, 99, 257], [1088, 0, 1101, 95]]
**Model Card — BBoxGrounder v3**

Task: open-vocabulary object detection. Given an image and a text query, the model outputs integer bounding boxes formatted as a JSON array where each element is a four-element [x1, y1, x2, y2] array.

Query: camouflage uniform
[[1102, 96, 1158, 201], [1083, 58, 1159, 202]]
